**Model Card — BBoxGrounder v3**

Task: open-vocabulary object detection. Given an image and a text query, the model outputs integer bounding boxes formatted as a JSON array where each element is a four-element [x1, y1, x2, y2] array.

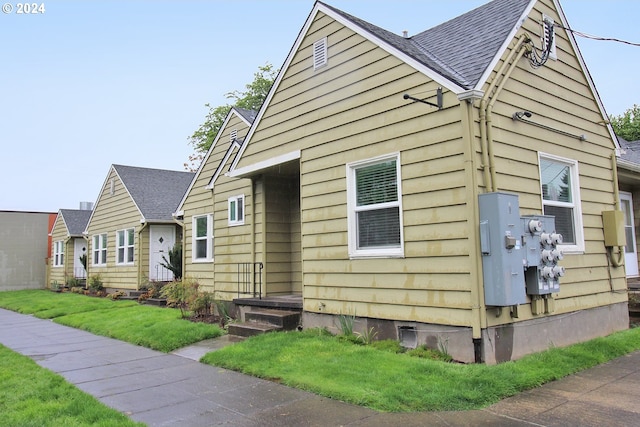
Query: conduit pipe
[[609, 152, 624, 268], [479, 34, 529, 192]]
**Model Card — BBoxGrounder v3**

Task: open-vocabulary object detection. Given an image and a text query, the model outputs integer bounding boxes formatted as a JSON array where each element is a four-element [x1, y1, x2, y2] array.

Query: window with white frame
[[92, 233, 107, 266], [228, 195, 245, 226], [53, 241, 64, 267], [347, 153, 404, 258], [193, 214, 213, 261], [116, 228, 135, 265], [539, 153, 584, 252]]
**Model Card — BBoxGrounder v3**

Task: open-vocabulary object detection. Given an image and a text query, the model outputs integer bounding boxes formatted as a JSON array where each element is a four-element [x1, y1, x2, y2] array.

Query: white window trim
[[228, 195, 245, 226], [192, 214, 213, 262], [92, 233, 107, 267], [538, 152, 584, 253], [53, 240, 64, 267], [116, 228, 135, 265], [346, 152, 404, 259]]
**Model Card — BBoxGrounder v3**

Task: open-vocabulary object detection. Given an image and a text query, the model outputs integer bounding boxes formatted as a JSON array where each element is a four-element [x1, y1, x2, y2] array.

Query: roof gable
[[59, 209, 91, 236], [113, 164, 194, 222], [176, 107, 257, 212]]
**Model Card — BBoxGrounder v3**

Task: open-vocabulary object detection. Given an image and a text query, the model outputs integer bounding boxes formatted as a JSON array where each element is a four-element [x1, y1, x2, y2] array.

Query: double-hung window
[[347, 153, 404, 258], [539, 153, 584, 252], [228, 195, 245, 226], [92, 233, 107, 266], [116, 228, 135, 265], [53, 241, 64, 267], [193, 214, 213, 261]]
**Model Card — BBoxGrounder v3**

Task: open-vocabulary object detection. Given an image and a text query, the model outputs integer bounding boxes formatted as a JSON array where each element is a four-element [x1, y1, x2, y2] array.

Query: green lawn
[[0, 290, 224, 352], [0, 344, 144, 427], [202, 326, 640, 412]]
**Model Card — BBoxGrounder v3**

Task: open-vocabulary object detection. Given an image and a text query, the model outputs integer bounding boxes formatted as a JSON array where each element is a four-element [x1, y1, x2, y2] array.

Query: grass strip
[[202, 326, 640, 412], [0, 344, 143, 427], [0, 290, 224, 352]]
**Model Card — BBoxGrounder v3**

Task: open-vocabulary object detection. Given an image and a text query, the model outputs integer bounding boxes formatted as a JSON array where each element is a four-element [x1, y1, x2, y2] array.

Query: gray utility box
[[521, 215, 564, 295], [479, 192, 527, 306]]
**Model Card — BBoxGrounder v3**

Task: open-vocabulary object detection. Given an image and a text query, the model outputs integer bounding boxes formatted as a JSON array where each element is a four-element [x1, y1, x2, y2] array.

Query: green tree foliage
[[186, 63, 277, 169], [611, 104, 640, 141]]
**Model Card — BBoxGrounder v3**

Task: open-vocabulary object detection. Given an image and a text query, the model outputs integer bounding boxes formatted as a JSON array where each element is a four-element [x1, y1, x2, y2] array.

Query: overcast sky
[[2, 0, 638, 213]]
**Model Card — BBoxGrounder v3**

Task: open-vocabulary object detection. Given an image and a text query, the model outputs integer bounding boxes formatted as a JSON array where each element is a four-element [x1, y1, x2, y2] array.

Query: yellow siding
[[192, 2, 624, 331], [181, 111, 253, 296], [48, 214, 67, 286], [483, 0, 625, 323], [235, 11, 475, 324], [85, 168, 141, 290]]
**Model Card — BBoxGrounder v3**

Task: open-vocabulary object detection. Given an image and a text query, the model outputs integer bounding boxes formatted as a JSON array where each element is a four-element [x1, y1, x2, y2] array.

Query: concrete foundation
[[302, 302, 630, 364]]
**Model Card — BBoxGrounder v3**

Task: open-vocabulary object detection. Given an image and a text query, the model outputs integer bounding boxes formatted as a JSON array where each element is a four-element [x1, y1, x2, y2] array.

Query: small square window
[[229, 195, 245, 226]]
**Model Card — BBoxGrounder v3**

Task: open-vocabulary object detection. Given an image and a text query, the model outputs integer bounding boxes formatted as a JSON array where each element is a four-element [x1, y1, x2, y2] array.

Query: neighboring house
[[181, 0, 628, 363], [49, 206, 92, 287], [616, 136, 640, 280], [176, 107, 257, 293], [85, 165, 194, 290], [0, 210, 56, 291]]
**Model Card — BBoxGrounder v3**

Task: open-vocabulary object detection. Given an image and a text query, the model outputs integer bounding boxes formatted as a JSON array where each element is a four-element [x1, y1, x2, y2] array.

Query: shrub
[[88, 274, 104, 292], [160, 244, 183, 280], [160, 278, 199, 318]]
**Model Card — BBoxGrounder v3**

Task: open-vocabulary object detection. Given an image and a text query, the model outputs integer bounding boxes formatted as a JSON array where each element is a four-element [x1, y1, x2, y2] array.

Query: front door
[[149, 225, 176, 281], [73, 238, 87, 279], [620, 192, 638, 277]]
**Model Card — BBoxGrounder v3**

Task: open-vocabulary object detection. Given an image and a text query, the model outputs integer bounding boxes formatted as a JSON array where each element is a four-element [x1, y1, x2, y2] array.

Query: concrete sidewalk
[[0, 308, 639, 426]]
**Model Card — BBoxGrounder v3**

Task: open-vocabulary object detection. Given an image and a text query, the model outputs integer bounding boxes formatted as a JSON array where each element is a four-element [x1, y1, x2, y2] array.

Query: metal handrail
[[237, 262, 263, 298]]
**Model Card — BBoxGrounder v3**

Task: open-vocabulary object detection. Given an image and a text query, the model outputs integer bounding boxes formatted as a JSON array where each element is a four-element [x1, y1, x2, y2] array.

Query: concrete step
[[228, 322, 281, 338], [245, 309, 301, 330]]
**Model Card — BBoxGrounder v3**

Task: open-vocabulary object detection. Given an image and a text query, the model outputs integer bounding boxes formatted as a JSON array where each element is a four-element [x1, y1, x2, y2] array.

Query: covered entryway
[[149, 225, 176, 281], [230, 152, 302, 298]]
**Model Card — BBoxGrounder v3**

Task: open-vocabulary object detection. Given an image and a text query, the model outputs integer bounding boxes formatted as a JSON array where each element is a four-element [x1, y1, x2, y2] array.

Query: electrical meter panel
[[479, 193, 527, 306], [521, 215, 564, 295]]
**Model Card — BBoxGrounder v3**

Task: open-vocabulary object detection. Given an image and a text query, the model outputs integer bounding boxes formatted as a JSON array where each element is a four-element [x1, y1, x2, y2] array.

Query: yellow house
[[85, 164, 194, 290], [183, 0, 629, 363], [49, 207, 92, 287], [176, 107, 257, 294]]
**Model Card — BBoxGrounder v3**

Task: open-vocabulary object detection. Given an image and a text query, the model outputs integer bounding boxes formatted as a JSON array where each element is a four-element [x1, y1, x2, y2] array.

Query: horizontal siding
[[183, 113, 252, 292], [85, 168, 141, 289], [484, 0, 626, 318]]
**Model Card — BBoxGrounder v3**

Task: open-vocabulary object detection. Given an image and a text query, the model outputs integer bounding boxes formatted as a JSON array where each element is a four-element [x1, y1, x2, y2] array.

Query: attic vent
[[230, 129, 237, 142], [109, 178, 115, 195], [313, 37, 327, 70], [542, 14, 557, 60]]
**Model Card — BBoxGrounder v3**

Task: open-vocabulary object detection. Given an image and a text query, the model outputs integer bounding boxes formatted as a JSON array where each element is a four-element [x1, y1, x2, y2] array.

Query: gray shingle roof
[[113, 165, 195, 221], [234, 107, 258, 124], [59, 209, 91, 236], [323, 0, 530, 89], [618, 136, 640, 165]]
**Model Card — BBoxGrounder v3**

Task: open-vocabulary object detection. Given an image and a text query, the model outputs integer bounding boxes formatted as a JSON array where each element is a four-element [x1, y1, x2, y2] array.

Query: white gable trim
[[474, 0, 536, 91], [206, 140, 242, 189], [552, 0, 619, 150], [175, 107, 253, 212], [230, 1, 465, 173], [228, 150, 301, 179]]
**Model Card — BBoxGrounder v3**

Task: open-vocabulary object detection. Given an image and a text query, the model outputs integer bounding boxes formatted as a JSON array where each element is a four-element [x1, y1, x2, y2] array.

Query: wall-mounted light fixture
[[512, 110, 586, 141]]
